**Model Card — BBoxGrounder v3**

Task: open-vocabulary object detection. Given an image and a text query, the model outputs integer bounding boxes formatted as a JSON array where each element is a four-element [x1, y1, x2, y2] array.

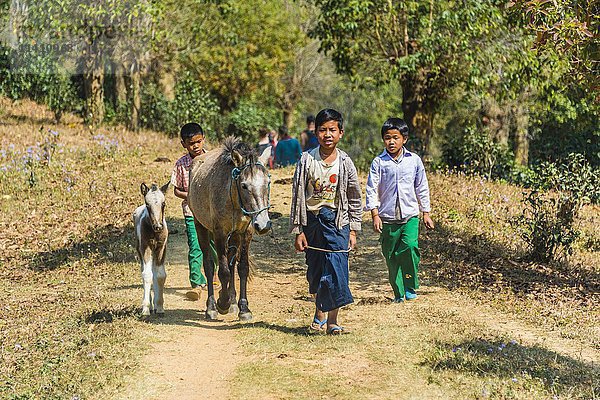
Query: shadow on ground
[[425, 337, 599, 396], [29, 216, 186, 272], [420, 222, 600, 306]]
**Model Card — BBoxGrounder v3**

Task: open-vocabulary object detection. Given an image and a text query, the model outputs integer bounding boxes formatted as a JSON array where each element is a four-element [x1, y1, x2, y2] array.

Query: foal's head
[[140, 182, 169, 232]]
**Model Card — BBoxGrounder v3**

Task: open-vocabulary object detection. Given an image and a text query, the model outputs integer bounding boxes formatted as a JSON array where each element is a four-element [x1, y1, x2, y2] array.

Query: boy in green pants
[[171, 123, 218, 300], [365, 118, 434, 302]]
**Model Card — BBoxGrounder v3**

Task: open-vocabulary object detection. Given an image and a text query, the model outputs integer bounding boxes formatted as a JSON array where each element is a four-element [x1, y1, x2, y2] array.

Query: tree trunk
[[158, 66, 176, 101], [512, 104, 529, 166], [401, 76, 434, 157], [83, 52, 105, 126], [127, 59, 141, 131], [282, 109, 293, 130], [114, 62, 127, 107]]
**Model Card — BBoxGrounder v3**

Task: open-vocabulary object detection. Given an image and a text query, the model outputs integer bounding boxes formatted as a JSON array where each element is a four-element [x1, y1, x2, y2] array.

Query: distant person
[[300, 115, 319, 151], [274, 125, 301, 167], [256, 127, 276, 168], [364, 118, 434, 303], [171, 122, 218, 301], [290, 108, 362, 335]]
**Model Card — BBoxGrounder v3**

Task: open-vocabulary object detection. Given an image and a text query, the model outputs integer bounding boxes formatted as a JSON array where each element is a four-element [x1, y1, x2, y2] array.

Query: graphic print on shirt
[[306, 149, 340, 211]]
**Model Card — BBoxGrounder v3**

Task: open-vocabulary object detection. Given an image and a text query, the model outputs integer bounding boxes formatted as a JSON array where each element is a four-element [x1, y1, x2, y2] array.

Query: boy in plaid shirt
[[171, 123, 217, 300]]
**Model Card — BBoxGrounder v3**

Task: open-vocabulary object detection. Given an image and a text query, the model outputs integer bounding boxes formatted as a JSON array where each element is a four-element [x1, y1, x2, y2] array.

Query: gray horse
[[188, 137, 271, 321], [133, 182, 169, 316]]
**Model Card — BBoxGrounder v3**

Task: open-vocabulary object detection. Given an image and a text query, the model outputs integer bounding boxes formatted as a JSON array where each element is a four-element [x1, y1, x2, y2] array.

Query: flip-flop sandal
[[309, 316, 327, 332], [326, 325, 347, 335]]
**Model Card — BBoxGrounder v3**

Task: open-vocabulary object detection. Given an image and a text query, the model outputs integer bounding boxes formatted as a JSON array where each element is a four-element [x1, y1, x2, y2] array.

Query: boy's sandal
[[309, 316, 327, 332], [326, 325, 348, 335]]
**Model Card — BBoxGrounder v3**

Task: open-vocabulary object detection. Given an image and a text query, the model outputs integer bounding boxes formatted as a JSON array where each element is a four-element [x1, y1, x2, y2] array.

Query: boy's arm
[[365, 158, 382, 233], [173, 187, 187, 200], [171, 163, 187, 200], [415, 158, 434, 229], [289, 157, 304, 234], [364, 157, 380, 211], [414, 158, 431, 213], [346, 159, 362, 232]]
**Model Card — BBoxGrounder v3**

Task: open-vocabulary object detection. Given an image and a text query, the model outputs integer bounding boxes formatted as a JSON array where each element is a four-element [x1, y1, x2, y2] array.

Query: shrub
[[517, 154, 599, 262], [222, 100, 279, 143], [140, 73, 219, 135]]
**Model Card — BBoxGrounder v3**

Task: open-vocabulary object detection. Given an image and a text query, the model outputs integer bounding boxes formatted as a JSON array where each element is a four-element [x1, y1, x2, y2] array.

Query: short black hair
[[278, 125, 288, 137], [315, 108, 343, 131], [381, 118, 409, 138], [180, 123, 204, 141], [306, 115, 315, 124]]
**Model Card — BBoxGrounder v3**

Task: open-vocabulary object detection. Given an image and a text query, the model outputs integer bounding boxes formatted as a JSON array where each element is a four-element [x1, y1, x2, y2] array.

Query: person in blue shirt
[[365, 118, 435, 302], [275, 125, 302, 167]]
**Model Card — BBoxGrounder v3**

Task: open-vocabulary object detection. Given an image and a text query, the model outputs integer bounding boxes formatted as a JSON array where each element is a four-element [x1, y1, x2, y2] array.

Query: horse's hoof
[[155, 310, 165, 317], [205, 309, 218, 320], [216, 298, 230, 315], [141, 308, 151, 317], [216, 303, 229, 315], [238, 311, 253, 321], [229, 304, 239, 315]]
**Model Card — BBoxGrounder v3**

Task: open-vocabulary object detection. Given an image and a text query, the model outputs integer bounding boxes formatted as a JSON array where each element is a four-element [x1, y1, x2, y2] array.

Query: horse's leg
[[140, 248, 153, 317], [237, 232, 253, 321], [215, 235, 232, 315], [153, 241, 167, 315], [226, 233, 239, 315], [196, 221, 217, 320]]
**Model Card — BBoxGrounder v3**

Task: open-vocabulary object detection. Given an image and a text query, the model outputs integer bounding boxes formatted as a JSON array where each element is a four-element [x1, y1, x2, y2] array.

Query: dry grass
[[0, 98, 182, 399], [1, 97, 598, 399]]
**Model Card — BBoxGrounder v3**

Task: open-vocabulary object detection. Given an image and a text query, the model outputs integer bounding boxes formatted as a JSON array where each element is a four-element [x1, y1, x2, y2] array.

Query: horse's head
[[140, 182, 169, 232], [231, 145, 272, 234]]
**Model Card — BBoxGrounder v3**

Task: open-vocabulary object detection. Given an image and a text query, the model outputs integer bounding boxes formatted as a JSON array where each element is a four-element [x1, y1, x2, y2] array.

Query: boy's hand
[[423, 213, 435, 230], [294, 232, 308, 252], [372, 215, 383, 233], [349, 230, 357, 250]]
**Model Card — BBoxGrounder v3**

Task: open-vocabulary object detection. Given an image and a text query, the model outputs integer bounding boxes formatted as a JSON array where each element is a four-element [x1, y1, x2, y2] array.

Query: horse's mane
[[220, 136, 258, 166]]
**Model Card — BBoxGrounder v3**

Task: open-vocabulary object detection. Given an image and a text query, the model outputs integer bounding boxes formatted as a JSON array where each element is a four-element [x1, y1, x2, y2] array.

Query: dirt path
[[115, 231, 244, 400], [117, 167, 598, 399]]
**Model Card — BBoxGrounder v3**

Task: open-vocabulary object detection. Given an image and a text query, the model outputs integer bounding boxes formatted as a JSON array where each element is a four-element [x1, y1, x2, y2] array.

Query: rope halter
[[230, 162, 271, 218]]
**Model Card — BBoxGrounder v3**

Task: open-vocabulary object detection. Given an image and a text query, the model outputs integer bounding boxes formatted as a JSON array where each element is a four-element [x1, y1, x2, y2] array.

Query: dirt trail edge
[[115, 229, 244, 400]]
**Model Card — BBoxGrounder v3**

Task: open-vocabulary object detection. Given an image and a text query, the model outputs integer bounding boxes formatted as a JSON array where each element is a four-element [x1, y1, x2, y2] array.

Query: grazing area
[[0, 99, 598, 399]]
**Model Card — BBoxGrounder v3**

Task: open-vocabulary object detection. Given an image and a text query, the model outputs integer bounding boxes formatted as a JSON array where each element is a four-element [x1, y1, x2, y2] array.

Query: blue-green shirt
[[275, 137, 302, 167]]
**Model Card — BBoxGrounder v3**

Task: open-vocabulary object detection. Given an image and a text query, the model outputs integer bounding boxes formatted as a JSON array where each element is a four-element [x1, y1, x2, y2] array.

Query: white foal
[[133, 182, 169, 316]]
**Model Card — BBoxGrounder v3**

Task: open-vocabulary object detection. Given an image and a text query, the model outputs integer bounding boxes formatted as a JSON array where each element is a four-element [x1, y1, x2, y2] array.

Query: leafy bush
[[443, 126, 515, 180], [0, 45, 81, 122], [517, 153, 599, 262], [222, 100, 279, 143], [141, 73, 219, 136]]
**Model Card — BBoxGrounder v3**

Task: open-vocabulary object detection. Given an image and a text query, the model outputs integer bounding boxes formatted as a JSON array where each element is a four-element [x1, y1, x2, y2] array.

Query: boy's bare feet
[[185, 286, 203, 301]]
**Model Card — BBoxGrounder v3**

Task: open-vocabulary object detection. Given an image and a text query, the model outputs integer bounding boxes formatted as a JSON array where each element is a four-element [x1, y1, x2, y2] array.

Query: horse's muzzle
[[153, 224, 163, 232], [253, 220, 271, 235]]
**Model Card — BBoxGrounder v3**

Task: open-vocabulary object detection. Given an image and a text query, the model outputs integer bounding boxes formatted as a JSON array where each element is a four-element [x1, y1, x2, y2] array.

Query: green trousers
[[380, 217, 420, 299], [184, 216, 218, 288]]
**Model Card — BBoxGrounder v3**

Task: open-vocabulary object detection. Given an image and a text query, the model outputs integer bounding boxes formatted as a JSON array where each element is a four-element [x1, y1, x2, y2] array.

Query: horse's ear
[[258, 145, 271, 166], [231, 149, 244, 167], [140, 183, 149, 196], [160, 181, 170, 194]]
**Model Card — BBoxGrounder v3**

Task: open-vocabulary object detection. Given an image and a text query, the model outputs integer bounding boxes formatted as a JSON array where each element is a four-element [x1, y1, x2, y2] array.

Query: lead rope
[[226, 162, 272, 269], [305, 245, 351, 253]]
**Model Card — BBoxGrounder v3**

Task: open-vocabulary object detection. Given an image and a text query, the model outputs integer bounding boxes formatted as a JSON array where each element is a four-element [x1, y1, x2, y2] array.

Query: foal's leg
[[196, 221, 217, 320], [140, 249, 153, 317], [237, 232, 253, 321], [153, 241, 167, 315]]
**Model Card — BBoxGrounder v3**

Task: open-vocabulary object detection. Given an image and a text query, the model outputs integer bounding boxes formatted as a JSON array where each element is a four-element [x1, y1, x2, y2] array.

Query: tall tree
[[311, 0, 506, 155]]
